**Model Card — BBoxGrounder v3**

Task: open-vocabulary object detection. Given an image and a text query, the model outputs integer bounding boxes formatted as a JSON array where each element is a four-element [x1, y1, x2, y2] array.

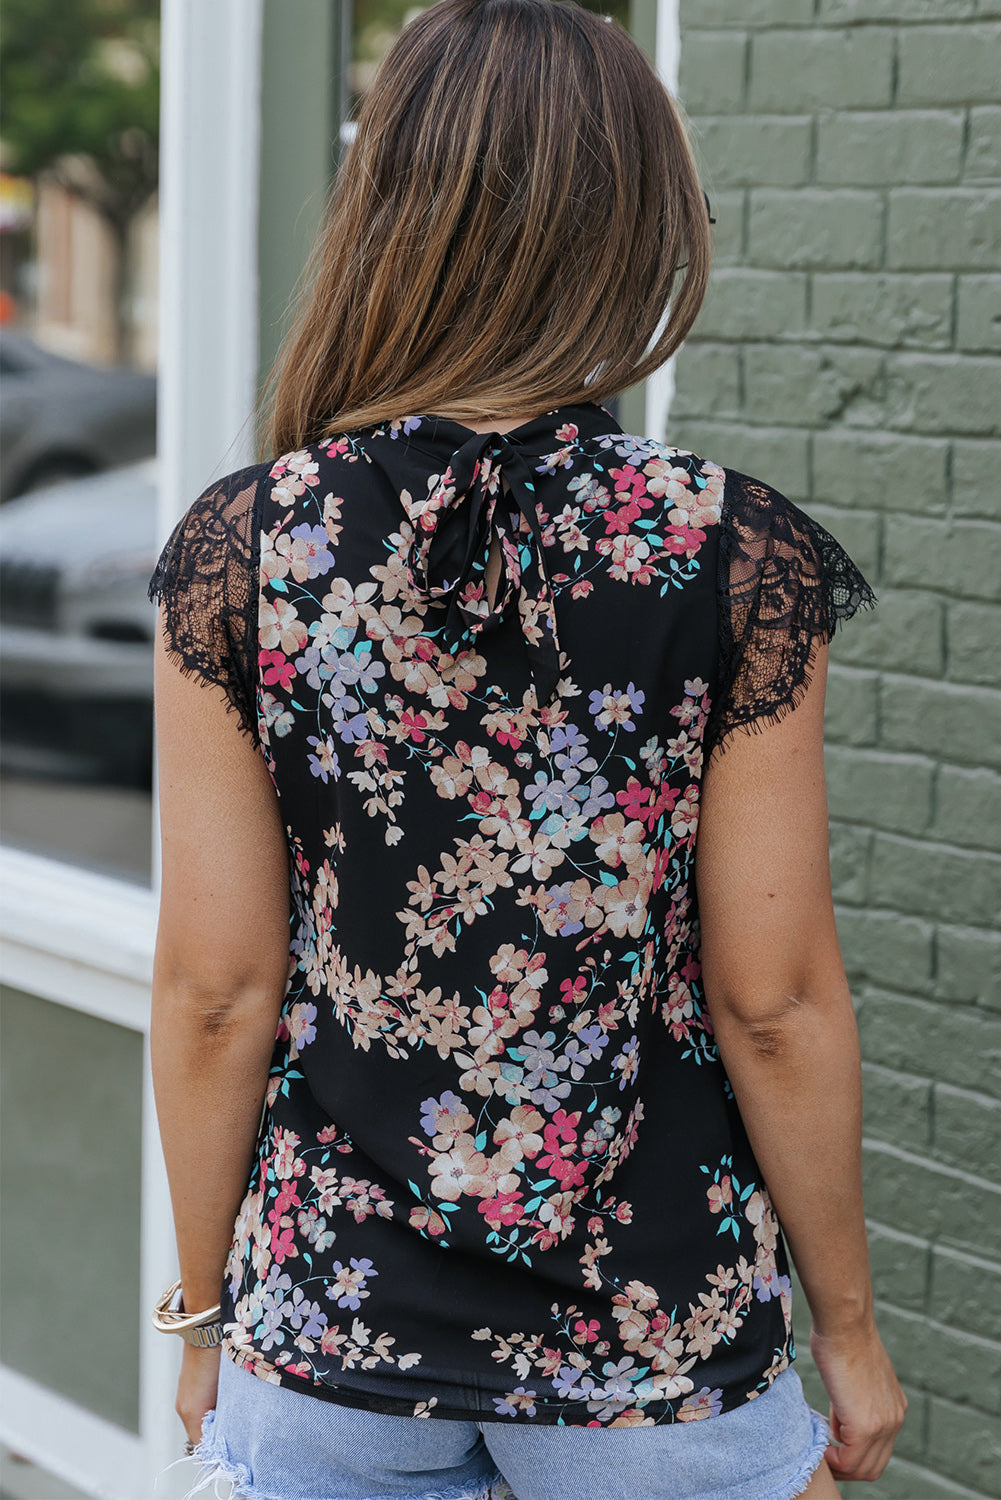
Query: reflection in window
[[0, 2, 160, 885]]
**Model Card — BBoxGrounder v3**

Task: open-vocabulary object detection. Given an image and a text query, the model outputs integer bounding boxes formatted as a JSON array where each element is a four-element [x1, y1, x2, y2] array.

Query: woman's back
[[150, 396, 874, 1425]]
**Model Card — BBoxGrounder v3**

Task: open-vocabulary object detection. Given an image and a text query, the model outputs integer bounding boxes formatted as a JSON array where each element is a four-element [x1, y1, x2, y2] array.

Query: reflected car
[[0, 330, 157, 504], [0, 460, 159, 788]]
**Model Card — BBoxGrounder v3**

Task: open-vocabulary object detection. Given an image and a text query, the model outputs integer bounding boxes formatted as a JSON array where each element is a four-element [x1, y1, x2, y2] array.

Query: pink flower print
[[341, 1177, 392, 1223], [478, 1191, 524, 1227], [269, 1217, 298, 1266], [259, 649, 295, 691], [259, 596, 308, 654], [273, 1178, 301, 1217], [608, 464, 648, 501]]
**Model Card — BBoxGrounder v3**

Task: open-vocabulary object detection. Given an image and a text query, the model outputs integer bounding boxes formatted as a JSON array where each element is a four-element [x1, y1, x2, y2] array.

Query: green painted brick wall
[[674, 4, 1001, 1495]]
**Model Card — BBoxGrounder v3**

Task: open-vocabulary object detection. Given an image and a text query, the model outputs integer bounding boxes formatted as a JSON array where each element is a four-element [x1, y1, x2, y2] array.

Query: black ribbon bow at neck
[[405, 428, 563, 706]]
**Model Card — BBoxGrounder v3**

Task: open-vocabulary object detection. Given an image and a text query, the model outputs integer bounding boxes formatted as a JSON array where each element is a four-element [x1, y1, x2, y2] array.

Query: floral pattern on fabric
[[149, 400, 875, 1426]]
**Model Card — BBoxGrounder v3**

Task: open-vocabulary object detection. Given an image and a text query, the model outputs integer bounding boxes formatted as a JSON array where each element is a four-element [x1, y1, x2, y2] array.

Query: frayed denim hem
[[162, 1408, 512, 1500], [173, 1408, 261, 1500], [765, 1406, 831, 1500]]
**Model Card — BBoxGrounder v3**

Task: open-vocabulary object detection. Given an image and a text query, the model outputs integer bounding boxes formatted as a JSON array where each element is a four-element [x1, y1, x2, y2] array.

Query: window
[[0, 4, 160, 886]]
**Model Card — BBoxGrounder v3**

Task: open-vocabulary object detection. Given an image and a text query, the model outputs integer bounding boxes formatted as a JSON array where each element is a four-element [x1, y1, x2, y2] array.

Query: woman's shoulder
[[147, 457, 275, 611]]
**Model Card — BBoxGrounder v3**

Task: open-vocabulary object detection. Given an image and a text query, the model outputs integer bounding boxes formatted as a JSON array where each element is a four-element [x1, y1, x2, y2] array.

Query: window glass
[[0, 986, 143, 1431], [0, 3, 160, 885]]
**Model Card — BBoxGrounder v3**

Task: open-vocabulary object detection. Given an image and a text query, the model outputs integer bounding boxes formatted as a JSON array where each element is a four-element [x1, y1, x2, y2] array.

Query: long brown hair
[[259, 0, 711, 458]]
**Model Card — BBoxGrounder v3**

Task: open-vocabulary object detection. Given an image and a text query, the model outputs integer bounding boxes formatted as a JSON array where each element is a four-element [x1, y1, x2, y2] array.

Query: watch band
[[178, 1319, 224, 1347], [152, 1277, 223, 1345]]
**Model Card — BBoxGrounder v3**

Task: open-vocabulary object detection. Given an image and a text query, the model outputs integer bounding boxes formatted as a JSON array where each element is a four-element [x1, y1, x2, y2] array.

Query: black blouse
[[148, 400, 875, 1427]]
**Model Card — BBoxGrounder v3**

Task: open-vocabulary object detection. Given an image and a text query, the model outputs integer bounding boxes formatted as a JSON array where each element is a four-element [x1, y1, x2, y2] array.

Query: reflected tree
[[0, 0, 160, 364]]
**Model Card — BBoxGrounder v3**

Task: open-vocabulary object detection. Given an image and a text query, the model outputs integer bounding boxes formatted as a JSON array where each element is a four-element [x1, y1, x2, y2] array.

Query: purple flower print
[[289, 523, 335, 578], [611, 1035, 640, 1090], [258, 1301, 286, 1351], [549, 723, 588, 757], [307, 734, 340, 783], [335, 647, 385, 694], [493, 1387, 538, 1418], [288, 1001, 317, 1049], [589, 682, 646, 733], [327, 694, 369, 745], [296, 1205, 336, 1252], [545, 882, 583, 937], [594, 1356, 640, 1406], [263, 1264, 292, 1300], [565, 1025, 609, 1078], [754, 1268, 791, 1303], [294, 644, 335, 692], [419, 1090, 466, 1138], [285, 1286, 327, 1339], [681, 1386, 724, 1419], [327, 1256, 378, 1311], [553, 1365, 584, 1399], [512, 1029, 572, 1110]]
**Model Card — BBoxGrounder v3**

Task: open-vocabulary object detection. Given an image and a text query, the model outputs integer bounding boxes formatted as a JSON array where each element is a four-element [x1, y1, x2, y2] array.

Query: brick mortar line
[[932, 1077, 1001, 1108], [860, 1454, 988, 1500], [856, 979, 977, 1002], [683, 20, 1001, 31], [829, 823, 1001, 860], [842, 897, 999, 929], [875, 670, 1001, 700], [861, 1136, 1001, 1193], [863, 1057, 941, 1086]]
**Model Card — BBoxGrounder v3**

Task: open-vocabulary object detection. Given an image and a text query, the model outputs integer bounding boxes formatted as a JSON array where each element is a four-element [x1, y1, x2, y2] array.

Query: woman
[[149, 1, 907, 1497]]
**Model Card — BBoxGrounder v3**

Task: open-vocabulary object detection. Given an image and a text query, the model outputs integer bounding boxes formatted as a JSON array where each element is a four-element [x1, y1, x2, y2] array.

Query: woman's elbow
[[151, 949, 287, 1038], [703, 975, 854, 1060]]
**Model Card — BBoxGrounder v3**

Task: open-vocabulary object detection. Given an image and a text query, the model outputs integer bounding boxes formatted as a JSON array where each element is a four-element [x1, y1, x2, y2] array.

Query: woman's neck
[[436, 410, 544, 435]]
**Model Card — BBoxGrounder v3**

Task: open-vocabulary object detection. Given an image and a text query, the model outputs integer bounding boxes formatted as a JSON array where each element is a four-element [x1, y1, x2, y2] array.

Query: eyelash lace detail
[[146, 464, 266, 747], [703, 470, 878, 761]]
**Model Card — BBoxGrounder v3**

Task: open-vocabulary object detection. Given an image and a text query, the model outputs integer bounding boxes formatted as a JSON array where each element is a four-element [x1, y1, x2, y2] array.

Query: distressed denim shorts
[[173, 1351, 832, 1500]]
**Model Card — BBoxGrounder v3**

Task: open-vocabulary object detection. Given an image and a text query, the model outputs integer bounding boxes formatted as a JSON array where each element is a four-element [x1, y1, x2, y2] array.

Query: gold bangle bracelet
[[152, 1278, 223, 1345]]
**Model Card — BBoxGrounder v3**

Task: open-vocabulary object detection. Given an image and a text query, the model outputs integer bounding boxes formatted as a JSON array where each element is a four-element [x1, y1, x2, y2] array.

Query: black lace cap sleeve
[[704, 468, 878, 761], [147, 463, 268, 747]]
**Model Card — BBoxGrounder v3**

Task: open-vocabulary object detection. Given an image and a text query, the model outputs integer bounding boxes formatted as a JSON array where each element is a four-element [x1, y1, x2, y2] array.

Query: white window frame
[[0, 1, 264, 1493], [646, 0, 681, 443], [0, 0, 680, 1490]]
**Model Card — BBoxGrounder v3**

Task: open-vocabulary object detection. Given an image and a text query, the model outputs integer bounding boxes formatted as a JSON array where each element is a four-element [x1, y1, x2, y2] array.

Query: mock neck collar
[[373, 399, 624, 460]]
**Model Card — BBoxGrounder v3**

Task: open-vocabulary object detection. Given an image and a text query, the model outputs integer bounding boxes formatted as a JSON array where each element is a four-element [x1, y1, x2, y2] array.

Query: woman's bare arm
[[150, 609, 290, 1433], [695, 638, 906, 1482]]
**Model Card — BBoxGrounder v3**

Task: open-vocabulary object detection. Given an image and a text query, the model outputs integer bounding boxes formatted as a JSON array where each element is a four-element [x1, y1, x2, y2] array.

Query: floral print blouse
[[148, 399, 876, 1428]]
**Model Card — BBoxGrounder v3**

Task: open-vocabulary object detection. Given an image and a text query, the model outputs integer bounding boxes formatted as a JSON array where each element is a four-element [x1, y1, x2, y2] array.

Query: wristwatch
[[152, 1278, 224, 1347]]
